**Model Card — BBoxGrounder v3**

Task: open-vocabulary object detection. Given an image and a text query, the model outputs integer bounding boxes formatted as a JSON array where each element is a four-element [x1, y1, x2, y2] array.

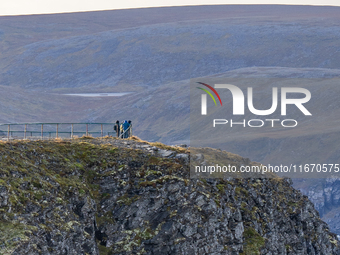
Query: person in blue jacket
[[122, 120, 130, 138]]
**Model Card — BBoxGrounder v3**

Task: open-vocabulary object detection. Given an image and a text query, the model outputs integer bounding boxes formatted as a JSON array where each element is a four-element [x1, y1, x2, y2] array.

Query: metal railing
[[0, 123, 124, 140]]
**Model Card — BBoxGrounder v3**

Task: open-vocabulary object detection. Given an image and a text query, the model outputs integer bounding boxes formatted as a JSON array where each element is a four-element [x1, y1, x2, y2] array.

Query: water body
[[63, 92, 131, 97]]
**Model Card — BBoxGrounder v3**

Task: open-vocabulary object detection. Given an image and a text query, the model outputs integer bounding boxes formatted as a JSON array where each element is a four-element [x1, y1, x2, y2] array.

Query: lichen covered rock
[[0, 138, 338, 254]]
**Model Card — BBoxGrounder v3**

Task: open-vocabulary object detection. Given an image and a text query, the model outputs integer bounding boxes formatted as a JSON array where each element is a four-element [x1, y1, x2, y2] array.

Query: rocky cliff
[[0, 137, 339, 254], [293, 178, 340, 237]]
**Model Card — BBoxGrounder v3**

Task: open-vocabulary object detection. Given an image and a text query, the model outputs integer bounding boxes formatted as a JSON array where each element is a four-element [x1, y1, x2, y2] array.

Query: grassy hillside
[[1, 6, 340, 148], [2, 8, 340, 91], [1, 6, 340, 149]]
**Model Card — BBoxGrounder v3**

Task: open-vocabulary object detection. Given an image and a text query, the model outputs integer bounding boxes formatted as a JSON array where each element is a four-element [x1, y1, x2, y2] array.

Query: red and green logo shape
[[196, 82, 222, 115]]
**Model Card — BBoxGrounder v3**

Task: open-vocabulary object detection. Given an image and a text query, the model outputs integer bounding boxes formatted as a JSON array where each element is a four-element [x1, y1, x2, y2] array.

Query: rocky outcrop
[[0, 138, 339, 254], [294, 178, 340, 236]]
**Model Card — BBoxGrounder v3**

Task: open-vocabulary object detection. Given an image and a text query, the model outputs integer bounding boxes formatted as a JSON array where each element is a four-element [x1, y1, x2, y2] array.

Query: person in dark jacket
[[128, 120, 132, 137], [114, 120, 120, 137], [122, 120, 130, 138]]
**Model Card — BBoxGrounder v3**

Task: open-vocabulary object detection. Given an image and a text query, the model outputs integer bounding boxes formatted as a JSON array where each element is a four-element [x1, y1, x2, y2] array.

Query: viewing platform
[[0, 122, 132, 141]]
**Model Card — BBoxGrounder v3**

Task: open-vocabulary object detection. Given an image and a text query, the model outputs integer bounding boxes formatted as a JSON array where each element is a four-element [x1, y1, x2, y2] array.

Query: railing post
[[41, 124, 44, 139], [71, 124, 74, 139], [7, 124, 10, 141], [86, 124, 88, 136], [101, 124, 103, 138], [24, 124, 27, 140], [56, 124, 59, 139]]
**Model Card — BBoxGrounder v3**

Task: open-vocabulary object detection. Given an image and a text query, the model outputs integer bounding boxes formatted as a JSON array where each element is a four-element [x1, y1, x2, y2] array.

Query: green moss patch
[[241, 227, 265, 255]]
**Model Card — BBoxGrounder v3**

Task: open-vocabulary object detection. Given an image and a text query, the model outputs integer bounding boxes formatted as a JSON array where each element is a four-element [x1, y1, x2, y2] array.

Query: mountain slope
[[2, 10, 340, 90], [1, 5, 340, 243], [0, 137, 339, 254]]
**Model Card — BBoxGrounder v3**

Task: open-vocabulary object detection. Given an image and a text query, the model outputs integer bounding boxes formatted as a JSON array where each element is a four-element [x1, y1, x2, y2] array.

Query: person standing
[[128, 120, 132, 137], [122, 120, 130, 138], [114, 120, 120, 137]]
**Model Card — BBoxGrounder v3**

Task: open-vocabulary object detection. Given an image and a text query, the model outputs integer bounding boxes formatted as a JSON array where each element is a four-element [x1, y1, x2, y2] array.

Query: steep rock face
[[294, 178, 340, 236], [0, 138, 339, 254]]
